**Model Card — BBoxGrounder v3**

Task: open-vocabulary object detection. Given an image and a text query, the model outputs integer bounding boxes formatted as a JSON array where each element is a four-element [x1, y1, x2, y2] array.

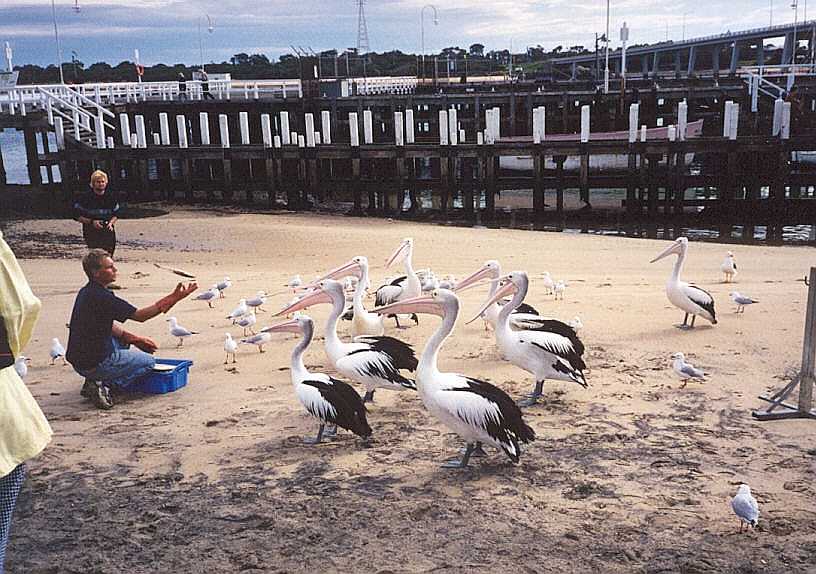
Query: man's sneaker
[[80, 379, 96, 399], [92, 382, 114, 410]]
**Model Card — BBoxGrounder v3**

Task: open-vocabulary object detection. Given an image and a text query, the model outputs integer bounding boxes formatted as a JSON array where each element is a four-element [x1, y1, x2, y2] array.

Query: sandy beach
[[2, 207, 815, 573]]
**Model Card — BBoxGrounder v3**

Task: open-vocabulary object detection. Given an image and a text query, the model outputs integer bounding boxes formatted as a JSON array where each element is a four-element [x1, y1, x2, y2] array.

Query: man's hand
[[92, 220, 104, 230], [155, 282, 198, 314], [132, 335, 158, 354]]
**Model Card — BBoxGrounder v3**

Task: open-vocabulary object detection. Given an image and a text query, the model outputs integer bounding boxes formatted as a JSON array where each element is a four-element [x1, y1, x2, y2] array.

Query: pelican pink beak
[[467, 275, 518, 324], [453, 262, 498, 293], [374, 293, 445, 318], [650, 238, 687, 263], [386, 238, 412, 268], [274, 287, 332, 316], [301, 258, 363, 290], [260, 318, 303, 335]]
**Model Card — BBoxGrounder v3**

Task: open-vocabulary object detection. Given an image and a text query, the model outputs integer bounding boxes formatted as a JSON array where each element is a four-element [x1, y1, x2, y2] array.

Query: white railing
[[352, 76, 417, 96]]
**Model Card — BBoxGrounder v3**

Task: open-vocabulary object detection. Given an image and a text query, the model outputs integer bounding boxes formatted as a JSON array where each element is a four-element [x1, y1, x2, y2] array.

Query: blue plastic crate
[[129, 359, 193, 394]]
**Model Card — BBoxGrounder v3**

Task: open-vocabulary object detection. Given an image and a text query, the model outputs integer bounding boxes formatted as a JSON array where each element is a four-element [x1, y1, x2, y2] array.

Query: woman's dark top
[[73, 189, 122, 255]]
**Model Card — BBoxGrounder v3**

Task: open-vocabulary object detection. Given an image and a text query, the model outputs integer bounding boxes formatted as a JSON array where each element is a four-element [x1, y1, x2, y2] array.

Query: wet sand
[[3, 207, 816, 573]]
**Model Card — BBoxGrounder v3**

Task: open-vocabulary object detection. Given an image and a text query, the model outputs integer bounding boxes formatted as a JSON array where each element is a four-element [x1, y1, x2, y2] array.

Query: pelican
[[264, 315, 372, 444], [307, 256, 385, 338], [276, 279, 417, 403], [650, 237, 717, 329], [473, 271, 587, 407], [375, 237, 421, 328], [374, 289, 536, 468], [454, 260, 546, 332], [721, 251, 738, 283]]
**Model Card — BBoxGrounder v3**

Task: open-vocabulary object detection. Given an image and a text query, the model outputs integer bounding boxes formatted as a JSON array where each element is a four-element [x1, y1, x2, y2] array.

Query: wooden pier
[[2, 76, 815, 221]]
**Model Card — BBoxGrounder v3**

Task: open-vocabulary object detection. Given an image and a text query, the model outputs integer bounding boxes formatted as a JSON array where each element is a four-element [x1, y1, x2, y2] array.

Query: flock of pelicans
[[23, 235, 763, 529]]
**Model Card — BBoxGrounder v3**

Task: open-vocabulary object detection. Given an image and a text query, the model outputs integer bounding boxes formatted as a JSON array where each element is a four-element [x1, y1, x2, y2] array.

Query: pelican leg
[[689, 314, 697, 328], [362, 390, 375, 403], [676, 313, 691, 330], [517, 380, 544, 407], [324, 424, 338, 437], [392, 314, 402, 329], [460, 441, 487, 458], [411, 313, 419, 326], [303, 424, 325, 444], [442, 443, 477, 469]]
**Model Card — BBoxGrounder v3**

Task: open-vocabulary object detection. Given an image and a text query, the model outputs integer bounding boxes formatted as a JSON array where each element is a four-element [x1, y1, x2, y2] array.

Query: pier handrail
[[38, 87, 116, 131], [40, 85, 116, 121]]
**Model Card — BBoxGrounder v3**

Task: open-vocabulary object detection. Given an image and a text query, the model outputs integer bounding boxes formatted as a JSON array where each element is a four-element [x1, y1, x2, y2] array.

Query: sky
[[2, 0, 812, 68]]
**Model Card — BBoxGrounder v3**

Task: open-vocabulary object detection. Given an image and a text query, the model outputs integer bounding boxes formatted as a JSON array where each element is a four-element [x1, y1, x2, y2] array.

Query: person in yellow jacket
[[0, 230, 52, 574]]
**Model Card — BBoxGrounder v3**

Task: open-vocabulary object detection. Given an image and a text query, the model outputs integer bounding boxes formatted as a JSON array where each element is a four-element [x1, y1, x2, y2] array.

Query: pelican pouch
[[0, 319, 14, 369]]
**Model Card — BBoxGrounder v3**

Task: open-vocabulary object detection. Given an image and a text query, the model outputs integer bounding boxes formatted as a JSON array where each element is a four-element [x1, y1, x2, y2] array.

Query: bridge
[[551, 20, 816, 80]]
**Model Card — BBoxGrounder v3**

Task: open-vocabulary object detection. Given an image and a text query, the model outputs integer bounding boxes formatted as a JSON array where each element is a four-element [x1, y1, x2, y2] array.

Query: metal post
[[799, 267, 816, 413]]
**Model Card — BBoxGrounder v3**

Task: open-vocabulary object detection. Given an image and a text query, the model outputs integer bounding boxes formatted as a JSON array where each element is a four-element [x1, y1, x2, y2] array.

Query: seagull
[[731, 484, 759, 531], [568, 316, 584, 332], [227, 299, 248, 323], [224, 333, 238, 364], [553, 280, 567, 300], [671, 352, 705, 382], [167, 316, 198, 347], [193, 286, 220, 308], [245, 291, 267, 313], [285, 275, 302, 290], [730, 291, 758, 314], [14, 356, 30, 379], [235, 312, 257, 336], [50, 337, 66, 365], [240, 332, 272, 353], [216, 277, 231, 299], [721, 251, 738, 283], [541, 272, 555, 295]]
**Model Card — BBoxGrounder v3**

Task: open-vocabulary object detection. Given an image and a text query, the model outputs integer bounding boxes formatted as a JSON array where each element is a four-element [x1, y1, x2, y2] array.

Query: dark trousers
[[0, 463, 26, 574]]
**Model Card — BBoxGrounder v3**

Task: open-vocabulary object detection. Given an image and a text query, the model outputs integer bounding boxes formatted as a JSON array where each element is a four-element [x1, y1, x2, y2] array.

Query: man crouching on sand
[[66, 249, 197, 410]]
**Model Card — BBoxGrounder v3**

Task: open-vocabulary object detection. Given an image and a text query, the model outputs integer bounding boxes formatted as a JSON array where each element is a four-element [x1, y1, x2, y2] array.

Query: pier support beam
[[23, 126, 42, 187], [554, 155, 567, 216]]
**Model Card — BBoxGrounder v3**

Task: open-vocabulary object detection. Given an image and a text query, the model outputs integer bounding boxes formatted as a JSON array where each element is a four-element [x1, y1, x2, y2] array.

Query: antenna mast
[[356, 0, 370, 53]]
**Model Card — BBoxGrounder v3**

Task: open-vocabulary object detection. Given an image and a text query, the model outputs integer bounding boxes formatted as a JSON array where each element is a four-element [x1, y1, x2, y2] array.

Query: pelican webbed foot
[[442, 443, 477, 469], [324, 424, 338, 437], [460, 442, 487, 458], [303, 424, 325, 444], [362, 390, 375, 403]]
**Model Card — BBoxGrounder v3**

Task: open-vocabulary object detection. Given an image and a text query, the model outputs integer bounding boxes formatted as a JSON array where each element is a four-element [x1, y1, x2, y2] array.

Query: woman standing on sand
[[0, 230, 52, 574], [73, 170, 121, 256]]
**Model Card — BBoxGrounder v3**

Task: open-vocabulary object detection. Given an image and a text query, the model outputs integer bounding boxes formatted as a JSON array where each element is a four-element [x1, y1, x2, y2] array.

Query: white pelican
[[454, 260, 546, 332], [167, 317, 198, 347], [721, 251, 738, 283], [224, 333, 238, 364], [307, 256, 385, 338], [50, 337, 66, 365], [264, 315, 372, 444], [650, 237, 717, 329], [374, 289, 536, 468], [375, 237, 421, 328], [670, 352, 705, 381], [731, 484, 759, 531], [730, 291, 758, 313], [276, 279, 418, 403], [473, 271, 587, 407]]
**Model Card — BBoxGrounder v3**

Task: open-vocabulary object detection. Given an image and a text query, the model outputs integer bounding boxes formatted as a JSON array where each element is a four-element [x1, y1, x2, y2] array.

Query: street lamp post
[[198, 14, 214, 72], [604, 0, 610, 93], [420, 4, 438, 79], [51, 0, 65, 84]]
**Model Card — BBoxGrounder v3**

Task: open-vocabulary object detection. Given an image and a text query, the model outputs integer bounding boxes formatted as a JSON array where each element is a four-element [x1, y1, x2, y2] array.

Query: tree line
[[14, 42, 623, 85]]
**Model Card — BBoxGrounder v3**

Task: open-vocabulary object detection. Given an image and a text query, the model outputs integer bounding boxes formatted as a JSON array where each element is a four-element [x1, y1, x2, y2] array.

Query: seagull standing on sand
[[671, 352, 705, 382], [240, 332, 272, 353], [216, 277, 231, 298], [730, 292, 758, 314], [285, 275, 303, 290], [227, 299, 249, 323], [224, 333, 238, 364], [731, 484, 759, 531], [193, 286, 220, 308], [50, 337, 66, 365], [246, 291, 268, 313], [553, 280, 567, 300], [14, 356, 30, 379], [541, 272, 555, 295], [167, 317, 198, 347], [651, 237, 717, 329], [236, 312, 257, 336], [721, 252, 738, 283]]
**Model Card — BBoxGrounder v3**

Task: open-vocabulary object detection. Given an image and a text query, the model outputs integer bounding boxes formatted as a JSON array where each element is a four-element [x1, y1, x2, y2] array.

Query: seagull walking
[[50, 337, 67, 365], [240, 332, 272, 353], [285, 275, 302, 290], [14, 356, 30, 379], [730, 291, 758, 314], [193, 286, 220, 308], [227, 299, 249, 323], [553, 280, 567, 300], [721, 252, 738, 283], [245, 291, 268, 313], [167, 316, 198, 347], [224, 333, 238, 364], [671, 352, 705, 382], [216, 277, 232, 298], [731, 484, 759, 531], [235, 312, 257, 336], [541, 272, 555, 295]]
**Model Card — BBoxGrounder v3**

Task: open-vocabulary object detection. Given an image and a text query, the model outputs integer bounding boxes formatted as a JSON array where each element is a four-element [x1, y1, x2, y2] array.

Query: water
[[0, 128, 61, 184]]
